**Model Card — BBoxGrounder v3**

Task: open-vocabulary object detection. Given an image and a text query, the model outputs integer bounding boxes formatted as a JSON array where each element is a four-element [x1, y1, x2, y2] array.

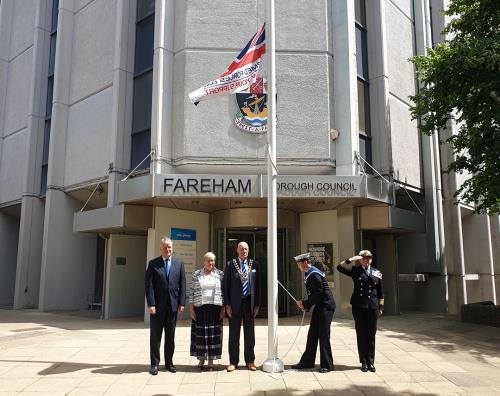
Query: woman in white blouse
[[189, 252, 225, 370]]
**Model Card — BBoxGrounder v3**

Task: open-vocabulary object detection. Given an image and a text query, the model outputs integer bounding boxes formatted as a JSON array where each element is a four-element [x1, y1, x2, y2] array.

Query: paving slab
[[0, 309, 499, 395]]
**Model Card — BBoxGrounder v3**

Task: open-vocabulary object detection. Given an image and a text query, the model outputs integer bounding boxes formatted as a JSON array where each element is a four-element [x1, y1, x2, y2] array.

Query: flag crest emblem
[[235, 77, 267, 133]]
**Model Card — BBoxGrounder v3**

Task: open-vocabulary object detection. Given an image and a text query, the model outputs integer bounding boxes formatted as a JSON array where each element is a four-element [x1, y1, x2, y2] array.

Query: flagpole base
[[261, 358, 284, 373]]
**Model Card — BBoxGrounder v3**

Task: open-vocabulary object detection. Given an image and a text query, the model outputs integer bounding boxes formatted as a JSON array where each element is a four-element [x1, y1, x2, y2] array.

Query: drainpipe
[[414, 0, 448, 310]]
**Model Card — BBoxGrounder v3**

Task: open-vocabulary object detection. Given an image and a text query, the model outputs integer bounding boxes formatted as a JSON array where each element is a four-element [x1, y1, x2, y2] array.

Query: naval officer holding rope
[[291, 253, 336, 373]]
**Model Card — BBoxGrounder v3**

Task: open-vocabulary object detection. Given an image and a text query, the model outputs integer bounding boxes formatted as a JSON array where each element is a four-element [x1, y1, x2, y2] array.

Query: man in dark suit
[[337, 250, 384, 373], [145, 236, 186, 375], [292, 253, 336, 373], [223, 241, 260, 372]]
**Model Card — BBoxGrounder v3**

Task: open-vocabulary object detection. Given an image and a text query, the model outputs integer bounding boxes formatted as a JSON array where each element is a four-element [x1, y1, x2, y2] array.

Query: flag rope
[[265, 280, 306, 379]]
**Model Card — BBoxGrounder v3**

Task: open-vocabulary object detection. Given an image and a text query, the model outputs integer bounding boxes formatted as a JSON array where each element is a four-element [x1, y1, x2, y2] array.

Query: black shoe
[[319, 367, 332, 373], [368, 364, 376, 372], [165, 364, 177, 373], [149, 365, 158, 375], [361, 363, 368, 372], [291, 363, 314, 370]]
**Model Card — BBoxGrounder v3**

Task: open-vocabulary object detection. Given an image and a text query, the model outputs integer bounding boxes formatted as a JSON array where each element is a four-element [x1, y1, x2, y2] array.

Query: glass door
[[221, 228, 288, 317]]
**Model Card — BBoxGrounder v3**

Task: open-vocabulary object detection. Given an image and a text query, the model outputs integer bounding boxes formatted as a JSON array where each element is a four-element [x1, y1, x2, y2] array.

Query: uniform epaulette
[[372, 269, 382, 279]]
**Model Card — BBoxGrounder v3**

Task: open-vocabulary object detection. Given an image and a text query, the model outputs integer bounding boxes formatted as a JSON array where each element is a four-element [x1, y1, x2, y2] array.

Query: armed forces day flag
[[188, 24, 266, 105]]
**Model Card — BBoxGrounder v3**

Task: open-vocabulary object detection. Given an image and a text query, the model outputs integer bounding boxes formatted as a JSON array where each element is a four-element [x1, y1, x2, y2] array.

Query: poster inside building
[[307, 242, 334, 282], [171, 228, 197, 276]]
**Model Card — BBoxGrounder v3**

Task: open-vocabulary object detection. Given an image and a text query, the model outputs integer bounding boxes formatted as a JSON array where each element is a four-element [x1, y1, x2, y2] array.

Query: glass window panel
[[137, 0, 155, 21], [355, 26, 368, 79], [51, 0, 59, 32], [357, 79, 370, 135], [48, 33, 57, 76], [132, 71, 153, 133], [354, 0, 366, 26], [40, 165, 48, 195], [42, 120, 51, 165], [131, 129, 151, 170], [359, 135, 373, 169], [134, 16, 154, 74], [46, 76, 54, 118]]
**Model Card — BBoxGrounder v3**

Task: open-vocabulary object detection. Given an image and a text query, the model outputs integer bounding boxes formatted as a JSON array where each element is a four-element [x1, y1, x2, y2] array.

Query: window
[[355, 27, 368, 79], [136, 0, 155, 21], [41, 0, 59, 195], [357, 79, 370, 135], [130, 0, 155, 170], [132, 72, 153, 133], [354, 0, 366, 27], [131, 129, 151, 169], [134, 17, 154, 74]]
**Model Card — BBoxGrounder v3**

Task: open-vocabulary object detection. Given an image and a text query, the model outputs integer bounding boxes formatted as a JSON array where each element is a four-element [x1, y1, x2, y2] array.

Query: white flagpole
[[262, 0, 283, 373]]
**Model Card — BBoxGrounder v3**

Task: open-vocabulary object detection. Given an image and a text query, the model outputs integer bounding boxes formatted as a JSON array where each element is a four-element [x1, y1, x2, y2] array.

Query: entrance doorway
[[215, 228, 290, 316]]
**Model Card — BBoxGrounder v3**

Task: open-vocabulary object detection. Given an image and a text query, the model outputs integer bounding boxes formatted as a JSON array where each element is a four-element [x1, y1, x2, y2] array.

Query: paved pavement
[[0, 309, 499, 395]]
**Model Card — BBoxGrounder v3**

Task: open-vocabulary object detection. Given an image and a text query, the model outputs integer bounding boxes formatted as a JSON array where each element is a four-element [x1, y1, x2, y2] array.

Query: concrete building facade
[[0, 0, 498, 319]]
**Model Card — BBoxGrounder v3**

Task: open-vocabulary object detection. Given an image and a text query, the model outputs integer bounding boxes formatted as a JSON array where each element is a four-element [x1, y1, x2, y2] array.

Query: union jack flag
[[188, 24, 266, 105]]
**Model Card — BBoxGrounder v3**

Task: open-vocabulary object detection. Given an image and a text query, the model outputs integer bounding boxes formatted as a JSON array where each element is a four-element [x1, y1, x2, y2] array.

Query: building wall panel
[[3, 49, 32, 136], [0, 130, 28, 203], [178, 52, 331, 161], [64, 87, 112, 186], [9, 0, 36, 59], [69, 0, 116, 104], [389, 96, 421, 187]]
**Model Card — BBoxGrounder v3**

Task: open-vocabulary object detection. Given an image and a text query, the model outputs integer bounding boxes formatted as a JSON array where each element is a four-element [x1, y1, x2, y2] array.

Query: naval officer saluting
[[292, 253, 336, 373], [337, 250, 384, 372]]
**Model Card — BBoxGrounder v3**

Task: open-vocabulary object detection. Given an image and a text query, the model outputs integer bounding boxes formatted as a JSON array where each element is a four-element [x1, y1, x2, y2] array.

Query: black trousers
[[228, 297, 255, 365], [150, 300, 177, 367], [352, 307, 378, 364], [299, 308, 334, 370]]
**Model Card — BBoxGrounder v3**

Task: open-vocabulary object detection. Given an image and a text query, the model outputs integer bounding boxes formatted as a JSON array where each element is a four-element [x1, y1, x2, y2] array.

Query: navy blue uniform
[[337, 260, 384, 366], [298, 266, 336, 370]]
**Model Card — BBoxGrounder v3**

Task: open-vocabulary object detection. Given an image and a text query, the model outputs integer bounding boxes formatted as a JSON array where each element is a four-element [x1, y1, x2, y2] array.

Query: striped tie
[[241, 261, 249, 296]]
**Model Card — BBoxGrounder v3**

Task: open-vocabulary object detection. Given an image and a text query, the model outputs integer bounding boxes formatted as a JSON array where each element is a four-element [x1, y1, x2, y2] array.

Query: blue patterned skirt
[[190, 304, 223, 360]]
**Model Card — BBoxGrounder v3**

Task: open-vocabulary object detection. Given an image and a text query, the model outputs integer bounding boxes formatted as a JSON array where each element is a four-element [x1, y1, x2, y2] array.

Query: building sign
[[155, 175, 364, 198], [157, 175, 259, 197], [171, 228, 197, 276], [121, 173, 389, 203], [307, 242, 334, 282], [264, 176, 362, 198]]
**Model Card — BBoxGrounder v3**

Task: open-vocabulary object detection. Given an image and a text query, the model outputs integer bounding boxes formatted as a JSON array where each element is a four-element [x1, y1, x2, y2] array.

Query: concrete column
[[107, 0, 135, 206], [39, 0, 97, 310], [143, 226, 157, 322], [40, 192, 97, 310], [14, 199, 45, 308], [485, 215, 496, 304], [414, 0, 450, 314], [13, 0, 51, 309], [0, 211, 19, 306], [335, 207, 360, 317], [366, 0, 392, 176], [150, 0, 174, 175], [491, 216, 500, 303], [0, 0, 14, 166], [332, 0, 359, 176]]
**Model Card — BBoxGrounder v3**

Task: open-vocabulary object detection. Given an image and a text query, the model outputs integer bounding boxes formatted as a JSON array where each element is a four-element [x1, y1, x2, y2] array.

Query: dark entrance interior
[[219, 228, 289, 317]]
